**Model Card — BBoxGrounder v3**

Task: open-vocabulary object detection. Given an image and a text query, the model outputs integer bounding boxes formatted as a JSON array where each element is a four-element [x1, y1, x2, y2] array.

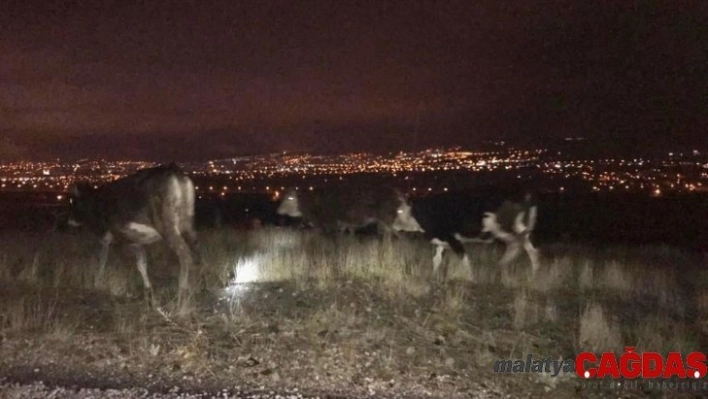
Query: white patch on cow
[[169, 176, 183, 203], [167, 176, 185, 233], [392, 202, 424, 232], [500, 239, 522, 265], [431, 238, 450, 248], [125, 222, 162, 243], [482, 212, 515, 242], [481, 212, 497, 233], [476, 199, 539, 273], [513, 212, 527, 234], [67, 218, 81, 227], [523, 235, 540, 274], [277, 192, 302, 217]]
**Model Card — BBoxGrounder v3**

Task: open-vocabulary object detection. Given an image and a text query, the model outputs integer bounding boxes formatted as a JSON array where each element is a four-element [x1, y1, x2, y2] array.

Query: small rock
[[406, 346, 416, 355]]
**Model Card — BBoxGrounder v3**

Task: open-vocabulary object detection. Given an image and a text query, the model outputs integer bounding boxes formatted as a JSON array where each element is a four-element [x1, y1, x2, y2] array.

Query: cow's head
[[67, 183, 98, 228], [392, 194, 424, 233], [277, 189, 302, 217]]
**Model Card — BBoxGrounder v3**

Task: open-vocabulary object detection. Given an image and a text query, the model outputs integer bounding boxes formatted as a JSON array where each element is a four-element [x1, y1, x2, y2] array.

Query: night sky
[[1, 1, 706, 161]]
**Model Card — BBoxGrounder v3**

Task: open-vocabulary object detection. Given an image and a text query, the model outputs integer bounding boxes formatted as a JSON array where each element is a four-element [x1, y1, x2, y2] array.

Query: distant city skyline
[[3, 146, 707, 216], [1, 1, 705, 161]]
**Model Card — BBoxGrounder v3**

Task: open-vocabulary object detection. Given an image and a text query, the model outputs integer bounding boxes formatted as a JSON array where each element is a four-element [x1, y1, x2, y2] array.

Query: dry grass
[[632, 315, 700, 354], [530, 256, 573, 292], [512, 290, 540, 330], [0, 228, 705, 397], [577, 302, 622, 353], [0, 294, 77, 338], [577, 260, 593, 291]]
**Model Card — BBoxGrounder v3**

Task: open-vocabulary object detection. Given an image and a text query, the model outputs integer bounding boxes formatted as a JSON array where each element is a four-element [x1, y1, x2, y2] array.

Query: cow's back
[[98, 165, 195, 234], [410, 186, 535, 237], [341, 186, 400, 225], [297, 185, 400, 230]]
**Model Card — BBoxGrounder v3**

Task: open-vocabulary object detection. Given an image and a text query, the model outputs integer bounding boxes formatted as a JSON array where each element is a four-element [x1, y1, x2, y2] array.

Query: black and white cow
[[68, 164, 199, 303], [277, 186, 407, 236], [393, 187, 540, 275]]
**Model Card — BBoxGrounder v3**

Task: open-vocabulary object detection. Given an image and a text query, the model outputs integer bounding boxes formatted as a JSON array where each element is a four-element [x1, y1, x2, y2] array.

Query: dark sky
[[1, 1, 706, 161]]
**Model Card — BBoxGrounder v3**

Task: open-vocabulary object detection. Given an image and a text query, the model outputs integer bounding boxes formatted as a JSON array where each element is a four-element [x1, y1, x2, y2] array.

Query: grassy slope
[[0, 228, 706, 398]]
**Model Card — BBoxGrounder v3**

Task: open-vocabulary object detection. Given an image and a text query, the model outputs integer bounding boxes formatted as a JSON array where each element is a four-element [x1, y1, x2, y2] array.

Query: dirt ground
[[1, 229, 706, 398]]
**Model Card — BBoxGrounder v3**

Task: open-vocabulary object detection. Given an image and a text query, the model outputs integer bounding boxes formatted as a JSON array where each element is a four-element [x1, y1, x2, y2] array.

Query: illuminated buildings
[[0, 148, 706, 198]]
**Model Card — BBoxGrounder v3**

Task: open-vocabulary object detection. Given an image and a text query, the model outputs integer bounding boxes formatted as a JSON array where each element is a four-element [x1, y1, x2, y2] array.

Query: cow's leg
[[98, 232, 113, 276], [522, 234, 540, 275], [485, 213, 522, 266], [163, 229, 194, 300], [431, 238, 456, 279], [499, 235, 522, 266], [130, 244, 154, 305], [178, 211, 200, 265], [183, 228, 208, 291], [165, 200, 195, 301], [183, 228, 201, 266], [447, 237, 469, 268]]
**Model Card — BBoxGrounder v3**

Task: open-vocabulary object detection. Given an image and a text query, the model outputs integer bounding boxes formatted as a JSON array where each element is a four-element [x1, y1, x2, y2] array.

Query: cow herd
[[67, 164, 541, 304]]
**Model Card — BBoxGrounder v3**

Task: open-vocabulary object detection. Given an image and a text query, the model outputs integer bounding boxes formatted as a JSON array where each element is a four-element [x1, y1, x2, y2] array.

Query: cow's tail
[[454, 232, 495, 244]]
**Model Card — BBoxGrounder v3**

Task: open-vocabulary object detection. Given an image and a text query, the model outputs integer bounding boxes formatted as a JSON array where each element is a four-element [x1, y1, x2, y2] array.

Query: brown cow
[[68, 164, 199, 305]]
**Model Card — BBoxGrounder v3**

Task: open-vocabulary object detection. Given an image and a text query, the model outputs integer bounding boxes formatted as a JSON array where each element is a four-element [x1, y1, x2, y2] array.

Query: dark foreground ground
[[1, 224, 708, 398]]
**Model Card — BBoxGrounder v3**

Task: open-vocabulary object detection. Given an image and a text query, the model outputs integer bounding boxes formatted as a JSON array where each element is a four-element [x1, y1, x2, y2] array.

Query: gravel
[[0, 379, 323, 399], [0, 378, 511, 399]]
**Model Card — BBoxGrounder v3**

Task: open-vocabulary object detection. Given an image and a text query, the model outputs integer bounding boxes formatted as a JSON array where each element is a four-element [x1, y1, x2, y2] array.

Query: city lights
[[0, 147, 705, 197]]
